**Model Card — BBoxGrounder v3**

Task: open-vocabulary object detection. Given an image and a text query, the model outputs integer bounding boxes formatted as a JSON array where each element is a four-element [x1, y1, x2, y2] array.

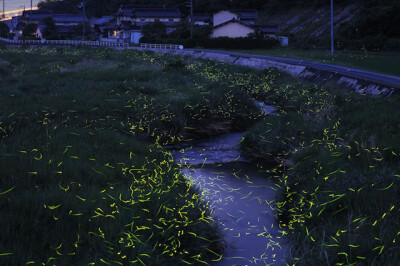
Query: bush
[[163, 58, 186, 72], [22, 23, 39, 38], [0, 22, 10, 38]]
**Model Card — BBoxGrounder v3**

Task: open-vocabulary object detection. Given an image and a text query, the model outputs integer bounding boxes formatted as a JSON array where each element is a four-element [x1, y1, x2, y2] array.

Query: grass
[[217, 48, 400, 76], [237, 69, 400, 264], [1, 45, 399, 265], [0, 47, 265, 265], [163, 55, 400, 264]]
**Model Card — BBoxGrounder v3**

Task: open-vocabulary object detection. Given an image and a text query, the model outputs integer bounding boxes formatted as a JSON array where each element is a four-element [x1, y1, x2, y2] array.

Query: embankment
[[146, 48, 400, 96]]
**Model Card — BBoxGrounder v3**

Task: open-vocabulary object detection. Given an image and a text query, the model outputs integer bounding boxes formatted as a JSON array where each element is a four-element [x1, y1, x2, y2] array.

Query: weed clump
[[163, 58, 186, 72]]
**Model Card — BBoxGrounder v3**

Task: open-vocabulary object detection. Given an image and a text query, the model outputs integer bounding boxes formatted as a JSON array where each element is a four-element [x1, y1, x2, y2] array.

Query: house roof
[[213, 19, 279, 35], [192, 13, 212, 21], [213, 9, 258, 21], [91, 16, 115, 26], [213, 18, 254, 30], [133, 9, 181, 18], [23, 12, 87, 23], [117, 6, 181, 18], [233, 9, 258, 20]]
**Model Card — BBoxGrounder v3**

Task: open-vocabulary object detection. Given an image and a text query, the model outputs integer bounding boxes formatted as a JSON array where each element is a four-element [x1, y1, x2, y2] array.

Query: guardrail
[[0, 37, 129, 48], [141, 43, 183, 50]]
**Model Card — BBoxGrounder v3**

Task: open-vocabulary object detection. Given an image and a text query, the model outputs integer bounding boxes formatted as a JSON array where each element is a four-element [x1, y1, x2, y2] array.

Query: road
[[188, 49, 400, 89]]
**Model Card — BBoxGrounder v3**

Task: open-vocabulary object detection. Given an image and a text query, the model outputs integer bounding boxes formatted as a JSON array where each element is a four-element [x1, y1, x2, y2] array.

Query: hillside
[[258, 1, 400, 51]]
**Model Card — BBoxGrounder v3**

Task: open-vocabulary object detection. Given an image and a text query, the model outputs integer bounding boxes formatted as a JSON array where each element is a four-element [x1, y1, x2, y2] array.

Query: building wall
[[213, 11, 237, 27], [211, 22, 254, 38], [133, 17, 180, 22]]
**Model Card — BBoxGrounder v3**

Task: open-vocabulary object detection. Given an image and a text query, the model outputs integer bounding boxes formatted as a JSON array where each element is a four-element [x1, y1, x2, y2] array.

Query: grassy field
[[1, 46, 399, 265], [219, 48, 400, 76], [0, 47, 264, 265]]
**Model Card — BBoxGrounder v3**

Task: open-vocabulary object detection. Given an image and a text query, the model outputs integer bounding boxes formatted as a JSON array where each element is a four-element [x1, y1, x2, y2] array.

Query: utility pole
[[31, 0, 33, 10], [2, 0, 5, 19], [186, 0, 193, 39], [190, 0, 193, 39], [78, 1, 86, 41], [83, 0, 86, 41], [330, 0, 334, 56]]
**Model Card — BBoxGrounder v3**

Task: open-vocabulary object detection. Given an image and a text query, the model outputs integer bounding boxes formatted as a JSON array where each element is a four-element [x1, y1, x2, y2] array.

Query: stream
[[170, 103, 288, 265]]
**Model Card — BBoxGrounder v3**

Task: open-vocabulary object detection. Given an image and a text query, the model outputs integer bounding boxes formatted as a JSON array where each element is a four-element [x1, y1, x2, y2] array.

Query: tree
[[0, 22, 10, 38], [140, 21, 167, 42], [22, 23, 38, 38], [42, 16, 58, 39]]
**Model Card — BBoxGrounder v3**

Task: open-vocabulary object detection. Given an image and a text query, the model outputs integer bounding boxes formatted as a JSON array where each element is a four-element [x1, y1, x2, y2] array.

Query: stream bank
[[170, 103, 288, 265]]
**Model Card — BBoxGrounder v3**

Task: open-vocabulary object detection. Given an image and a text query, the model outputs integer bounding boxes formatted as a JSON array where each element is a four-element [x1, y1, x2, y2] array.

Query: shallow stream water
[[171, 103, 288, 265]]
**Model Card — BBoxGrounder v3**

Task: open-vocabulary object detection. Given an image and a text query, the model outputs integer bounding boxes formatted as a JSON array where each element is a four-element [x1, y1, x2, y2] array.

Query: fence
[[0, 37, 129, 48], [0, 38, 185, 50], [141, 43, 183, 50]]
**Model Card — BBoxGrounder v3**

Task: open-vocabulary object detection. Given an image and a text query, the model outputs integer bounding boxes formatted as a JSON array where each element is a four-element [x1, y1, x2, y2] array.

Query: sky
[[1, 0, 40, 12]]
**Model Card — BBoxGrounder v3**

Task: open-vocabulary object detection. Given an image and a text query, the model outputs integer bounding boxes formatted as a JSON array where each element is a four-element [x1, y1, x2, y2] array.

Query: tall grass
[[239, 68, 400, 264], [0, 47, 264, 264]]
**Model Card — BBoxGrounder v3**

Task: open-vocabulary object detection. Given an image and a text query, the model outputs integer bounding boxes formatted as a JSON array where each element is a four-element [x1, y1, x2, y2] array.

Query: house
[[90, 16, 115, 38], [190, 14, 212, 26], [116, 5, 181, 26], [213, 10, 257, 27], [107, 5, 182, 44], [18, 10, 87, 39], [21, 10, 87, 27], [211, 19, 256, 38], [210, 9, 281, 40]]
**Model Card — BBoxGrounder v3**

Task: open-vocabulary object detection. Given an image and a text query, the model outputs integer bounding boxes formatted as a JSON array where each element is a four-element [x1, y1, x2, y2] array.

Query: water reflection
[[171, 132, 288, 265]]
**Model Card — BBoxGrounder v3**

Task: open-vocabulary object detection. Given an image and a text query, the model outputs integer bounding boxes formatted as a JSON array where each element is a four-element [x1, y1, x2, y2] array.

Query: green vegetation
[[221, 48, 400, 76], [1, 45, 399, 265], [238, 70, 400, 264], [162, 55, 400, 264], [0, 47, 263, 265], [22, 23, 39, 39]]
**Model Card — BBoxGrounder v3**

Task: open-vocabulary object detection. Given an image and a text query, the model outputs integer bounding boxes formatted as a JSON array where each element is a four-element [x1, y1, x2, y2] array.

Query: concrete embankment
[[146, 48, 400, 97]]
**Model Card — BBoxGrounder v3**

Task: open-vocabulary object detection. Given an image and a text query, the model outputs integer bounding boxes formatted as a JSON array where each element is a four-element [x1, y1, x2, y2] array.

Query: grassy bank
[[218, 48, 400, 76], [168, 55, 400, 264], [240, 71, 400, 264], [0, 47, 263, 264]]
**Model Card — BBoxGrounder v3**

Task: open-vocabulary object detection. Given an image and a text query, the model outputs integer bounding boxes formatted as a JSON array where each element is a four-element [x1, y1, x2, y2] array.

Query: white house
[[211, 19, 255, 38], [213, 10, 257, 27]]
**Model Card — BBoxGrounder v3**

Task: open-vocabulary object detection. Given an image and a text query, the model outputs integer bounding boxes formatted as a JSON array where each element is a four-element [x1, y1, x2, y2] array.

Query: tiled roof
[[213, 18, 254, 29], [192, 14, 212, 21], [233, 9, 258, 19], [117, 6, 181, 18], [133, 9, 181, 18], [91, 16, 115, 25], [23, 13, 87, 23]]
